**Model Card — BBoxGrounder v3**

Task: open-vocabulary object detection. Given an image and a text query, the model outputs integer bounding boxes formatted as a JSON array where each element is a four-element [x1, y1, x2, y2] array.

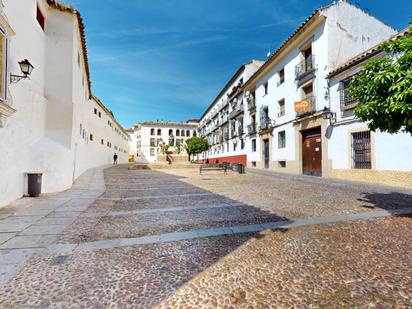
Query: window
[[278, 99, 285, 117], [251, 139, 256, 152], [181, 130, 185, 137], [278, 131, 286, 148], [168, 129, 173, 136], [278, 68, 285, 86], [80, 124, 82, 135], [186, 130, 190, 137], [241, 138, 244, 150], [150, 138, 156, 147], [176, 129, 180, 136], [77, 52, 81, 67], [89, 134, 93, 141], [278, 161, 286, 168], [352, 131, 371, 169], [263, 81, 268, 95], [340, 76, 358, 110], [101, 139, 104, 145], [252, 161, 256, 167], [94, 108, 97, 115], [193, 131, 197, 137], [233, 142, 237, 151], [150, 148, 155, 156], [98, 111, 101, 118], [36, 5, 45, 31], [157, 128, 161, 135], [150, 128, 155, 135]]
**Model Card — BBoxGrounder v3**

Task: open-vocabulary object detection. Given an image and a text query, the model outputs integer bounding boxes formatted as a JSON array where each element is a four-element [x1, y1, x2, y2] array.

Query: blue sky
[[66, 0, 411, 128]]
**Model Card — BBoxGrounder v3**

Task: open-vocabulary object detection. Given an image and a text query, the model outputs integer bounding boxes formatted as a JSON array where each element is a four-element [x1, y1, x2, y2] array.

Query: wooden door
[[263, 139, 269, 169], [302, 128, 322, 176]]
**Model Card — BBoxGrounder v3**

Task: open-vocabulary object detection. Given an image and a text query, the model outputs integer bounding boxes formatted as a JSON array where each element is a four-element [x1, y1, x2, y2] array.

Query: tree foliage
[[349, 26, 412, 134], [185, 137, 209, 157]]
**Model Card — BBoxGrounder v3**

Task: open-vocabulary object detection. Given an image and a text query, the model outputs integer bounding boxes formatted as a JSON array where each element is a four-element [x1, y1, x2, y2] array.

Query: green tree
[[349, 26, 412, 134], [185, 137, 209, 161]]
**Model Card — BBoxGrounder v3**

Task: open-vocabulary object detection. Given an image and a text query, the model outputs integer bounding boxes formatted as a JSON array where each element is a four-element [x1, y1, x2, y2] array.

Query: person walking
[[113, 153, 118, 165]]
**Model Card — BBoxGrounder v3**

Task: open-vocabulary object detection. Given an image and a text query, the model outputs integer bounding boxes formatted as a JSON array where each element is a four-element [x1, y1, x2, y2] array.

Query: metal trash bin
[[27, 172, 42, 197]]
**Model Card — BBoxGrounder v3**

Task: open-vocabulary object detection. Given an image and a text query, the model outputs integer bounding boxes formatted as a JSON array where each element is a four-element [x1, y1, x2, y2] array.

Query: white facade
[[243, 1, 397, 172], [197, 0, 411, 186], [131, 122, 198, 163], [328, 47, 412, 172], [0, 0, 130, 207], [198, 60, 263, 165]]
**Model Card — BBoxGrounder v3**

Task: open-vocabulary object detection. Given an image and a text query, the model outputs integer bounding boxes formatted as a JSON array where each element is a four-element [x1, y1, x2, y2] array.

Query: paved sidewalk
[[0, 166, 106, 284]]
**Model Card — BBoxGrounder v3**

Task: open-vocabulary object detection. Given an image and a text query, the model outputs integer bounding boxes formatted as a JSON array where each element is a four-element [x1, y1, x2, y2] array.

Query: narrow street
[[0, 165, 411, 307]]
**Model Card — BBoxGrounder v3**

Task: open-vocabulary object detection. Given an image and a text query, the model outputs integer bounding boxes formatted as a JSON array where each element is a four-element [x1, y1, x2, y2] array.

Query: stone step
[[128, 163, 199, 170]]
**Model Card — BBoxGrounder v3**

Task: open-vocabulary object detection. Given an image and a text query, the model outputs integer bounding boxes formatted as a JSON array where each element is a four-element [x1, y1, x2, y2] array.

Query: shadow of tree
[[357, 191, 412, 216]]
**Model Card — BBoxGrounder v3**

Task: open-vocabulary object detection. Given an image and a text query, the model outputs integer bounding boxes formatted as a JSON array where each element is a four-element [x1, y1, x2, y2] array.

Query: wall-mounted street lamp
[[10, 59, 34, 84], [322, 107, 336, 125]]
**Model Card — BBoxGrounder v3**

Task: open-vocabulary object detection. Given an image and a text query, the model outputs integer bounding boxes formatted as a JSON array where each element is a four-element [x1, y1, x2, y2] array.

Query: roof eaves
[[92, 95, 130, 137], [243, 9, 323, 90], [199, 64, 247, 121], [327, 27, 410, 78]]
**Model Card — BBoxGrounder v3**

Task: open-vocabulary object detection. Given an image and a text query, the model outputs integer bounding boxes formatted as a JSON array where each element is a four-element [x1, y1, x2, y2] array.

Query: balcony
[[296, 96, 316, 118], [229, 103, 244, 119], [247, 123, 257, 135], [259, 117, 273, 133], [221, 114, 229, 125], [295, 55, 315, 86], [247, 94, 256, 114]]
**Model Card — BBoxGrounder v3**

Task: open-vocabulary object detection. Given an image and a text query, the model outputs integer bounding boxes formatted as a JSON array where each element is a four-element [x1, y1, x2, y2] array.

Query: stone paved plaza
[[0, 164, 411, 308]]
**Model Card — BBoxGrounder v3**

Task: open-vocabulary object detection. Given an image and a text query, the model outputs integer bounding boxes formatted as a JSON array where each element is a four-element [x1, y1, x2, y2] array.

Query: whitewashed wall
[[0, 0, 130, 207], [329, 65, 412, 172]]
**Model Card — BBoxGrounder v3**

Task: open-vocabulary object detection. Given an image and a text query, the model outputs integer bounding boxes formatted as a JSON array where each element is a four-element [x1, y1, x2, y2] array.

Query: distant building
[[130, 121, 199, 163], [197, 60, 264, 166], [0, 0, 130, 207]]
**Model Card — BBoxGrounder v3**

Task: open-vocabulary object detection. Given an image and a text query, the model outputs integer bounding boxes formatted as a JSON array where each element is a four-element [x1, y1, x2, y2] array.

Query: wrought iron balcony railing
[[296, 96, 317, 117], [259, 117, 272, 131], [295, 55, 315, 80], [247, 124, 257, 135]]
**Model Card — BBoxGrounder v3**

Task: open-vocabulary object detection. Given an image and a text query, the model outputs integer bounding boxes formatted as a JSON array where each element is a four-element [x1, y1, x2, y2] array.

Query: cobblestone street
[[0, 164, 411, 308]]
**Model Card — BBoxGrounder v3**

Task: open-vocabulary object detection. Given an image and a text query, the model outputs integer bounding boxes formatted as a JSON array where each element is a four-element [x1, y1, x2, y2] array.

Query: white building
[[0, 0, 130, 207], [130, 121, 199, 163], [197, 1, 411, 187], [197, 60, 263, 165], [326, 28, 412, 186], [243, 1, 397, 176]]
